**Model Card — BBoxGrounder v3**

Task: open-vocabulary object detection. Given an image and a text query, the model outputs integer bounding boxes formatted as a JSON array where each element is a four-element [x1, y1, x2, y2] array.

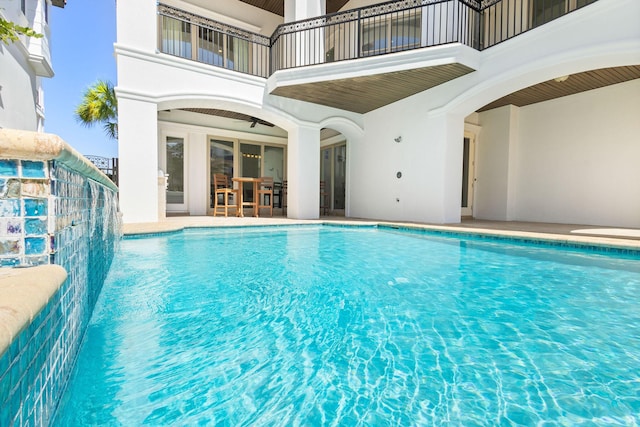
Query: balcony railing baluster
[[157, 0, 599, 79]]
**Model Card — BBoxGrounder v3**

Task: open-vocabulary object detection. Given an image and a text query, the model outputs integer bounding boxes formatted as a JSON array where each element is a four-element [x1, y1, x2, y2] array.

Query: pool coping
[[0, 265, 67, 356]]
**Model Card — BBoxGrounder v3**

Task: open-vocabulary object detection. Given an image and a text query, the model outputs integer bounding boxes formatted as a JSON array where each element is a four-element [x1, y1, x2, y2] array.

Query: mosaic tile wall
[[0, 160, 120, 426]]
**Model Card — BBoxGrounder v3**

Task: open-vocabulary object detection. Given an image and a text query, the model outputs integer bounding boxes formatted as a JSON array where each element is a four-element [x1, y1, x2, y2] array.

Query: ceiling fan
[[249, 117, 275, 128]]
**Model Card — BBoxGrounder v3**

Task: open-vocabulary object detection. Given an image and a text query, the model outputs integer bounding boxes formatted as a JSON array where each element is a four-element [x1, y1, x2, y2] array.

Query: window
[[531, 0, 592, 27], [44, 0, 48, 23], [198, 27, 251, 73], [161, 16, 192, 59], [21, 0, 26, 14], [361, 11, 421, 56]]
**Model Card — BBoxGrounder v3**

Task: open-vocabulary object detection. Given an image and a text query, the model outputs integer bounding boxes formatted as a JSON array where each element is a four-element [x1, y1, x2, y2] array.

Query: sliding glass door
[[320, 143, 347, 214], [165, 136, 187, 211]]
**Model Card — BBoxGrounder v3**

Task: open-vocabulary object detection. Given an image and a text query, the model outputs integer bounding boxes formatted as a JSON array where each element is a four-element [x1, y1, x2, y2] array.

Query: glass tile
[[21, 161, 46, 179], [25, 238, 46, 255], [5, 219, 22, 235], [21, 181, 49, 198], [0, 239, 20, 255], [0, 160, 18, 177], [23, 199, 47, 217], [0, 257, 20, 267], [0, 200, 21, 217], [25, 219, 46, 236]]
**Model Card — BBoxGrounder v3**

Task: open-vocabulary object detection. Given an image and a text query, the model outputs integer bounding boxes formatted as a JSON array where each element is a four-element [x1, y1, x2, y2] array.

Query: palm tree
[[75, 80, 118, 140]]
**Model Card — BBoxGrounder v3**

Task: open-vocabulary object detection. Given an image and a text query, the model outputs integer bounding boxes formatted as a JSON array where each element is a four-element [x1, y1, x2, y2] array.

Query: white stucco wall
[[477, 80, 640, 227], [473, 105, 518, 221], [0, 0, 53, 131], [115, 0, 639, 225]]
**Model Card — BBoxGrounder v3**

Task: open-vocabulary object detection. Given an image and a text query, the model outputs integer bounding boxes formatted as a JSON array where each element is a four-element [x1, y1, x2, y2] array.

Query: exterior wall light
[[394, 136, 402, 143], [554, 75, 569, 83]]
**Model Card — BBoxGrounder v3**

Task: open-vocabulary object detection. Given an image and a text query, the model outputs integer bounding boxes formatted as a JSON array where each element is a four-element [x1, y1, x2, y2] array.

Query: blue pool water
[[53, 226, 640, 425]]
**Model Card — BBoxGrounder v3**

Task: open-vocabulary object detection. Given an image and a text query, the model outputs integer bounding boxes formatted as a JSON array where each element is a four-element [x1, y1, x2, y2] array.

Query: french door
[[461, 133, 476, 217], [164, 135, 188, 212], [320, 143, 347, 214]]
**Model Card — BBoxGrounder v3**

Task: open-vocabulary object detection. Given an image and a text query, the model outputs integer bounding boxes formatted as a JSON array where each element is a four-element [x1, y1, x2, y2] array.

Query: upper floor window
[[361, 11, 421, 56], [45, 0, 49, 23], [531, 0, 593, 27], [160, 16, 192, 59], [21, 0, 26, 14]]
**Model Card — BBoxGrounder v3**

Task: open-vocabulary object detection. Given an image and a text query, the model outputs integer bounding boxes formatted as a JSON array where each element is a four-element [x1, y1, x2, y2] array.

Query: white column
[[284, 0, 326, 22], [287, 125, 321, 219], [118, 97, 158, 223], [436, 112, 466, 223], [284, 0, 326, 66], [188, 132, 208, 216]]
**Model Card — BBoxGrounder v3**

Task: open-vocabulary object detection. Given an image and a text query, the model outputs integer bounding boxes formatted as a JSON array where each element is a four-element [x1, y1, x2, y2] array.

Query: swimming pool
[[53, 225, 640, 425]]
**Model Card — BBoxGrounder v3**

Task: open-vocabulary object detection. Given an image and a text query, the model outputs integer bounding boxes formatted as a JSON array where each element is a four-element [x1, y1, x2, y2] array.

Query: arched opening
[[156, 105, 290, 217]]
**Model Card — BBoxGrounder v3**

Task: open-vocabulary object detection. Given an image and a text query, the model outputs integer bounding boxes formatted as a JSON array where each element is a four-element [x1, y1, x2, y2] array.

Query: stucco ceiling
[[239, 0, 350, 16]]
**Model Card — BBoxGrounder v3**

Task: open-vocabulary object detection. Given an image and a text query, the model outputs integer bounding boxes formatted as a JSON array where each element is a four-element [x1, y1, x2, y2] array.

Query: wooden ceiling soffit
[[239, 0, 350, 16], [179, 108, 275, 127], [478, 65, 640, 112], [271, 63, 475, 114]]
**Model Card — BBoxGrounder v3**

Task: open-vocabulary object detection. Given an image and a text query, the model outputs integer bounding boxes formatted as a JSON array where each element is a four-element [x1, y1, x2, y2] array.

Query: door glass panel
[[462, 137, 470, 208], [198, 27, 224, 66], [361, 19, 387, 56], [264, 146, 284, 183], [333, 145, 346, 210], [390, 11, 421, 52], [321, 148, 332, 210], [161, 16, 192, 59], [240, 143, 261, 202], [166, 137, 185, 204], [210, 140, 234, 207], [532, 0, 567, 27], [228, 37, 250, 73]]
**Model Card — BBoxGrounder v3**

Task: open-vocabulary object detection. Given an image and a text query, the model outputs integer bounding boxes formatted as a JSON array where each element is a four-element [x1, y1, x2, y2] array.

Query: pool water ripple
[[53, 226, 640, 426]]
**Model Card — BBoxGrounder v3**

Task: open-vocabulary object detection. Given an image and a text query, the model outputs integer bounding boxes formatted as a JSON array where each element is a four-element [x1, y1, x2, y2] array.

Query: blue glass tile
[[21, 161, 46, 179], [0, 160, 18, 177], [0, 199, 21, 217], [0, 257, 20, 267], [24, 219, 46, 236], [0, 370, 9, 400], [25, 238, 46, 255], [23, 199, 47, 217]]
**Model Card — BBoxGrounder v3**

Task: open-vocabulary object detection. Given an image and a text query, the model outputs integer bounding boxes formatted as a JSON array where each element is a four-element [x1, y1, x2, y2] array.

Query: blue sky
[[42, 0, 118, 159]]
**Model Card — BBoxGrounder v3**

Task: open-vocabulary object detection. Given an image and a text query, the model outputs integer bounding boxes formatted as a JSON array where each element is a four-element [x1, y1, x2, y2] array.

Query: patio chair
[[281, 180, 287, 216], [213, 173, 238, 217], [257, 176, 274, 217]]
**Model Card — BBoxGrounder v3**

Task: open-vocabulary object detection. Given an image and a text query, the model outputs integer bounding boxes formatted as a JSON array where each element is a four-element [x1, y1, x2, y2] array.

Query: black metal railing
[[157, 4, 271, 78], [86, 156, 119, 186], [157, 0, 598, 78], [481, 0, 597, 48], [271, 0, 481, 72]]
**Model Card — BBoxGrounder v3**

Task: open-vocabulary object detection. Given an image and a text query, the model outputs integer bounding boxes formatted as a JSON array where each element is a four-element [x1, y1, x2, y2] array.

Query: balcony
[[158, 0, 600, 113]]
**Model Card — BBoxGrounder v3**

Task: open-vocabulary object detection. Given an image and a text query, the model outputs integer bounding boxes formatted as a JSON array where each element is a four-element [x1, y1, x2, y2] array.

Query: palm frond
[[75, 80, 118, 140]]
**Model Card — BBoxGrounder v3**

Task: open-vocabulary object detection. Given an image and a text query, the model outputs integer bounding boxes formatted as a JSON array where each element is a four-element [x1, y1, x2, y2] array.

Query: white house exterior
[[0, 0, 65, 131], [115, 0, 640, 227]]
